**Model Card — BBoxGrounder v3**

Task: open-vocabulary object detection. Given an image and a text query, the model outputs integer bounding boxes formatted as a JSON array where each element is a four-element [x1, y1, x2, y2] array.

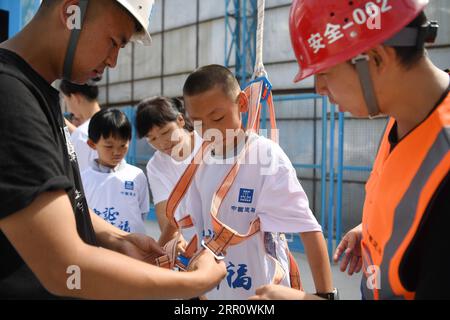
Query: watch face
[[316, 289, 339, 300], [332, 288, 339, 300]]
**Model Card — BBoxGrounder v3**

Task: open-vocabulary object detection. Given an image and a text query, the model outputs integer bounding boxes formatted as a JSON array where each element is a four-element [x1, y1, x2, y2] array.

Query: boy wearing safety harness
[[251, 0, 450, 300], [171, 64, 334, 300]]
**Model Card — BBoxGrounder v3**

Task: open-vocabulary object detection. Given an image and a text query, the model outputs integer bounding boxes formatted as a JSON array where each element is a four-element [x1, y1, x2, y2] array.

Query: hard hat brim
[[133, 29, 152, 46]]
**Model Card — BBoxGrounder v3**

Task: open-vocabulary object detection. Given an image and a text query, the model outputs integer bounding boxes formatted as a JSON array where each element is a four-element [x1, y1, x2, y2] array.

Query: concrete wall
[[99, 0, 450, 103]]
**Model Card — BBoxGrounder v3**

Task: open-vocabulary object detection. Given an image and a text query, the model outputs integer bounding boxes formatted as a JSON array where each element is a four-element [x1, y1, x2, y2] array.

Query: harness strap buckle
[[201, 239, 225, 261]]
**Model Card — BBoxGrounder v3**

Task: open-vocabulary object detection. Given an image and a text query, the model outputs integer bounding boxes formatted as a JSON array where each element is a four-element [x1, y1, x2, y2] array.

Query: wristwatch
[[315, 288, 339, 300]]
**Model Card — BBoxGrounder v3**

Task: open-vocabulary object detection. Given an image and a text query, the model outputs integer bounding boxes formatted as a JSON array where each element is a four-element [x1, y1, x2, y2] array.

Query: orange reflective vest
[[361, 91, 450, 300]]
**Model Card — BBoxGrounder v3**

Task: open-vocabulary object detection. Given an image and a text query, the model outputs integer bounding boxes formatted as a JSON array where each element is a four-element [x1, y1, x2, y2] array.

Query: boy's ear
[[87, 139, 97, 150], [237, 91, 249, 113]]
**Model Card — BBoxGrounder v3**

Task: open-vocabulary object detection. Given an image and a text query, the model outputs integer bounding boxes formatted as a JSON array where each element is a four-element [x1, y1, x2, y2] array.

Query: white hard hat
[[116, 0, 154, 45]]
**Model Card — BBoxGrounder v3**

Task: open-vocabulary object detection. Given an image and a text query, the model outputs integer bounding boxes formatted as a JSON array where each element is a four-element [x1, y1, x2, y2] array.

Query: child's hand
[[333, 224, 363, 275]]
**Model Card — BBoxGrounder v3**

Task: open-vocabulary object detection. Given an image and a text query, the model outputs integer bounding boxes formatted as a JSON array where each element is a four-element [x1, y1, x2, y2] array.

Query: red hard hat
[[289, 0, 429, 82]]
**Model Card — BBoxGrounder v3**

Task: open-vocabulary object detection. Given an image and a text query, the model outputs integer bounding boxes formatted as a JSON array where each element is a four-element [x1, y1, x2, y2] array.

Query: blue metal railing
[[225, 0, 257, 85], [328, 104, 336, 260], [336, 112, 345, 247], [268, 94, 332, 255]]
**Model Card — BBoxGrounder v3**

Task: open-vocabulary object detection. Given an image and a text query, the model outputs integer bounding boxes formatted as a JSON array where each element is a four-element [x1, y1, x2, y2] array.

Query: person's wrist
[[315, 288, 339, 300], [97, 230, 127, 252]]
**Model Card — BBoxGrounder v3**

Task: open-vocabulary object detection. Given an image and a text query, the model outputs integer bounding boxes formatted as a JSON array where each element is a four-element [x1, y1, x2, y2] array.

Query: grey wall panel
[[266, 0, 291, 8], [266, 62, 314, 90], [279, 120, 315, 170], [164, 26, 197, 74], [271, 97, 321, 119], [428, 47, 450, 70], [199, 19, 226, 67], [340, 182, 365, 233], [97, 85, 107, 105], [199, 0, 225, 21], [163, 73, 189, 97], [108, 83, 132, 104], [134, 78, 162, 101], [134, 34, 163, 79], [263, 6, 294, 64], [108, 45, 132, 83], [164, 0, 198, 30]]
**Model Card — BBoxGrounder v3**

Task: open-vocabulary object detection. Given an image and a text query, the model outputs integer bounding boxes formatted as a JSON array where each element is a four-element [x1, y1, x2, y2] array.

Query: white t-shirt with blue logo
[[146, 131, 202, 241], [186, 132, 322, 300], [81, 160, 149, 234]]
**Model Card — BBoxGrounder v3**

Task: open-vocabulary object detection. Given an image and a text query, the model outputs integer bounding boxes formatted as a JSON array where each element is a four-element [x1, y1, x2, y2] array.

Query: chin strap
[[352, 54, 382, 118], [63, 0, 89, 81], [352, 22, 440, 119]]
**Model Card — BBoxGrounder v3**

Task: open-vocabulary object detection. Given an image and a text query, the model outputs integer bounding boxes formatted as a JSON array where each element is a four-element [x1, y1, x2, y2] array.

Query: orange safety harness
[[155, 78, 302, 290]]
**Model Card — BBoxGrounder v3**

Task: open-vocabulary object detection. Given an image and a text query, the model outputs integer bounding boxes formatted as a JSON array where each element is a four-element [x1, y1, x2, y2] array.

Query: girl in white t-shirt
[[136, 97, 201, 248]]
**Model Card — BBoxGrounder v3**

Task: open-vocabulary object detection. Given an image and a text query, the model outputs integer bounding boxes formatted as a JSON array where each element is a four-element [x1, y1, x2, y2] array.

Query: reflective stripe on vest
[[361, 92, 450, 300]]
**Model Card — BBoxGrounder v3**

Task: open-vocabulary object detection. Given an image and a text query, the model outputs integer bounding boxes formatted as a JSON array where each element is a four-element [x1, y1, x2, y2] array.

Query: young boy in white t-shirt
[[81, 108, 149, 234], [182, 64, 334, 300]]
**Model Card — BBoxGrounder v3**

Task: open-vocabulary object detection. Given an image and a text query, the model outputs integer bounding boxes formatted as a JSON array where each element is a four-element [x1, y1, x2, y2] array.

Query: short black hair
[[135, 96, 194, 138], [183, 64, 240, 99], [60, 80, 99, 102], [88, 108, 132, 143], [392, 11, 429, 69]]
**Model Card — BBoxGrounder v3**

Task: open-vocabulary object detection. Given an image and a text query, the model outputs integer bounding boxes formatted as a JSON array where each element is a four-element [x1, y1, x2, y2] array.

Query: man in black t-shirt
[[0, 0, 225, 299]]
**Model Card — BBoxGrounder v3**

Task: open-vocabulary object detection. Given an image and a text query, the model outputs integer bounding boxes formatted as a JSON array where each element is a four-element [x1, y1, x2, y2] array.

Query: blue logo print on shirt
[[125, 181, 134, 190], [94, 207, 131, 232], [217, 261, 252, 291], [238, 188, 254, 204]]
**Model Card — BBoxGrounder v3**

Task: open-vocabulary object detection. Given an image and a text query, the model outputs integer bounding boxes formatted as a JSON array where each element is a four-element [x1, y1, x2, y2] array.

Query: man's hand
[[187, 249, 227, 292], [115, 233, 165, 265], [333, 223, 363, 275]]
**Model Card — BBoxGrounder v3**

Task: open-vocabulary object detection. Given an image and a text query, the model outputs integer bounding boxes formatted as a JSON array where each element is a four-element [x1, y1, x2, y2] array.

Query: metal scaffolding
[[224, 0, 258, 86]]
